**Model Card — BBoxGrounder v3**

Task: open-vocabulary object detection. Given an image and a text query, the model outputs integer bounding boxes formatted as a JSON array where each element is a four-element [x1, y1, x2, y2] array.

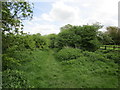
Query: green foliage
[[47, 34, 57, 48], [2, 54, 21, 70], [16, 50, 118, 88], [56, 24, 102, 51], [22, 35, 35, 50], [3, 34, 31, 53], [2, 1, 34, 53], [1, 3, 119, 88], [2, 50, 35, 71], [2, 2, 33, 33], [2, 33, 49, 54], [61, 55, 117, 73], [97, 31, 113, 45], [57, 29, 81, 48], [2, 51, 36, 88], [33, 34, 49, 50], [60, 24, 73, 32], [84, 50, 120, 64], [104, 51, 120, 63], [2, 48, 118, 88], [97, 49, 114, 54], [97, 26, 120, 45], [78, 25, 101, 51], [106, 26, 120, 45], [56, 48, 82, 61], [82, 51, 107, 62], [2, 69, 32, 88]]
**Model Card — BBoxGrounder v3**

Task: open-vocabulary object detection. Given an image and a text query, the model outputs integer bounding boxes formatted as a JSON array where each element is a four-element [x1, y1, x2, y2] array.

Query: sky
[[23, 0, 119, 35]]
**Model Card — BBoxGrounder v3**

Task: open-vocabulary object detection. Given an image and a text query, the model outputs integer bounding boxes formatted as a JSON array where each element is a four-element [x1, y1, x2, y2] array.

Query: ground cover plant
[[55, 47, 82, 61]]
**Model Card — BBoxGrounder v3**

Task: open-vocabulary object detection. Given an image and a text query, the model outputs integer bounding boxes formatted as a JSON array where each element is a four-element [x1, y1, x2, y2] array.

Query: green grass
[[13, 49, 119, 88], [17, 50, 63, 88], [100, 45, 120, 50]]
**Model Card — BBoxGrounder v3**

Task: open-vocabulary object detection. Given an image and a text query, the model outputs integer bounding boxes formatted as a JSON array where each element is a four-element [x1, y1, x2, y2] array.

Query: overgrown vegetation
[[1, 1, 119, 88], [56, 48, 82, 61]]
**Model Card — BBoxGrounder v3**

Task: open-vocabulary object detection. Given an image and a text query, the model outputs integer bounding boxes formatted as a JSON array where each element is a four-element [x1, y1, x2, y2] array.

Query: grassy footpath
[[17, 50, 118, 88], [19, 50, 64, 88]]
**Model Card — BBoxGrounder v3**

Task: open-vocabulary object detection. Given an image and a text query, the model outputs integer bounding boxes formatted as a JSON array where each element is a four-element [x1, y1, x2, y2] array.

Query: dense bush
[[82, 51, 107, 62], [2, 54, 21, 70], [56, 48, 82, 61], [56, 29, 81, 49], [95, 50, 120, 63], [46, 34, 57, 48], [60, 51, 118, 76], [2, 69, 29, 88], [2, 51, 35, 71], [56, 24, 102, 51], [104, 52, 120, 63]]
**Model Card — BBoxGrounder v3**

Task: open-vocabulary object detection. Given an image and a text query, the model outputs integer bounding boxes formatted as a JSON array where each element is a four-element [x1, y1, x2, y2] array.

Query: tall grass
[[6, 49, 118, 88]]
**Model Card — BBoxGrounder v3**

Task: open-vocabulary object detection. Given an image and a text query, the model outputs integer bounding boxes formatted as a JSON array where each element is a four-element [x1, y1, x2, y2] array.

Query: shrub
[[82, 51, 107, 62], [56, 48, 82, 61], [105, 52, 120, 63], [60, 59, 76, 65], [2, 69, 29, 88], [96, 50, 120, 63], [2, 54, 21, 70]]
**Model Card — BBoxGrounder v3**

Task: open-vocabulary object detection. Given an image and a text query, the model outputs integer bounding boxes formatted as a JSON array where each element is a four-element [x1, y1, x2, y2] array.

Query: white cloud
[[23, 0, 119, 35], [41, 14, 53, 22], [89, 0, 118, 26], [41, 1, 81, 24], [23, 22, 59, 35], [41, 0, 119, 26]]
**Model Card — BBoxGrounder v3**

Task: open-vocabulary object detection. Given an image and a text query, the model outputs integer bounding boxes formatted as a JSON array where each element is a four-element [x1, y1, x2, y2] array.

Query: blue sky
[[33, 2, 52, 16], [23, 0, 119, 35]]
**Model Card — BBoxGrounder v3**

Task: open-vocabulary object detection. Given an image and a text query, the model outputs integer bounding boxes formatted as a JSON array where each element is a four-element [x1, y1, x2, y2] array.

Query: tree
[[56, 25, 82, 49], [1, 1, 34, 87], [60, 24, 73, 32], [106, 26, 120, 45], [2, 1, 34, 52], [97, 31, 113, 45], [2, 1, 33, 34], [32, 34, 48, 49], [47, 34, 57, 48], [78, 25, 101, 51], [56, 24, 102, 51]]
